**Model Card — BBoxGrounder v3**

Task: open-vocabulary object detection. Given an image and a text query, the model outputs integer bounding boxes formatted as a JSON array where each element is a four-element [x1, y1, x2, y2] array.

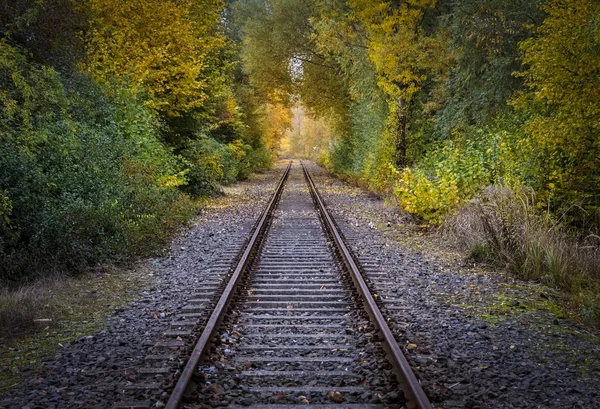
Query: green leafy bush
[[181, 135, 271, 196], [0, 41, 194, 280], [392, 124, 524, 223]]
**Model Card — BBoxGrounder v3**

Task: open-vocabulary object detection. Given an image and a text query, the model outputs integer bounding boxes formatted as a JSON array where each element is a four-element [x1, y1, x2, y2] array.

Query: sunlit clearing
[[280, 106, 334, 160]]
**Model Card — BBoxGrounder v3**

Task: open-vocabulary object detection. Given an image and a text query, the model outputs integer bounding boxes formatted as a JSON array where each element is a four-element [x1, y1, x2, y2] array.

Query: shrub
[[181, 135, 271, 196], [244, 145, 274, 173], [0, 41, 194, 280], [392, 122, 525, 224], [394, 167, 461, 225]]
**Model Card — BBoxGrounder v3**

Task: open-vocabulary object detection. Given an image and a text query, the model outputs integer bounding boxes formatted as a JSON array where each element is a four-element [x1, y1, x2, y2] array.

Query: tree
[[514, 0, 600, 210], [348, 0, 440, 167], [433, 0, 543, 137], [82, 0, 226, 117], [0, 0, 87, 70]]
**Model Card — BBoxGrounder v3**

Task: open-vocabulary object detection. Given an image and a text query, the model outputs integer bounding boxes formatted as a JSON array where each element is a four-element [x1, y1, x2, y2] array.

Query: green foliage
[[0, 41, 194, 280], [181, 136, 257, 196], [433, 0, 544, 137], [393, 115, 527, 223], [0, 0, 276, 280], [233, 0, 598, 232], [0, 0, 86, 70]]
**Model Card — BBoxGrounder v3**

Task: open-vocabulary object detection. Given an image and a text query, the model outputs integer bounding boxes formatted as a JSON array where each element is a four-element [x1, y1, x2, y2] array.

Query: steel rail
[[165, 162, 291, 409], [302, 162, 433, 409]]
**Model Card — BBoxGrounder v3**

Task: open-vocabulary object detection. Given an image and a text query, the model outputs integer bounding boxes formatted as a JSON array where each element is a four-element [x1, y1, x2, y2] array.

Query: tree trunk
[[395, 97, 408, 168]]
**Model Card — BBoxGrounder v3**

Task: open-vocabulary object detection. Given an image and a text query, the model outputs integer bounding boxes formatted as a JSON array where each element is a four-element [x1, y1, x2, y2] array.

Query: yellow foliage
[[512, 0, 600, 207], [200, 152, 225, 180], [348, 0, 438, 106], [261, 102, 292, 151], [159, 171, 188, 188], [82, 0, 226, 117], [395, 168, 460, 225], [227, 139, 247, 160], [0, 191, 12, 225]]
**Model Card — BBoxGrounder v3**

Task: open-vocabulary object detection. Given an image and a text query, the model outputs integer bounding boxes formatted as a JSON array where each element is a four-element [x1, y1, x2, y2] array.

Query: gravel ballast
[[0, 165, 285, 409], [305, 161, 600, 409]]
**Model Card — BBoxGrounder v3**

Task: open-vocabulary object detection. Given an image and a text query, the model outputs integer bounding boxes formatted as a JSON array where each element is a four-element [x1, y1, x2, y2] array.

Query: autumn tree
[[82, 0, 226, 117], [515, 0, 600, 210], [348, 0, 440, 168], [0, 0, 276, 279], [233, 0, 347, 115]]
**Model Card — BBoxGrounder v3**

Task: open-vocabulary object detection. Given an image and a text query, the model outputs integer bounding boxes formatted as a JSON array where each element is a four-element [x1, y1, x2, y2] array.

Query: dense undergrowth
[[0, 0, 282, 281]]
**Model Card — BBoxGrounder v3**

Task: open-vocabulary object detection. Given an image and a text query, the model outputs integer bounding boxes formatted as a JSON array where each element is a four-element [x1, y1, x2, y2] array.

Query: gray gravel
[[0, 165, 285, 409], [2, 160, 599, 409], [305, 161, 600, 409], [190, 164, 400, 408]]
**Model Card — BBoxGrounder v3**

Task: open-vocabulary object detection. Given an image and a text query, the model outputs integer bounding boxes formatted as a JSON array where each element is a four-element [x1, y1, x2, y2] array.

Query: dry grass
[[446, 185, 600, 326], [0, 266, 152, 338], [0, 264, 153, 394], [0, 282, 55, 338]]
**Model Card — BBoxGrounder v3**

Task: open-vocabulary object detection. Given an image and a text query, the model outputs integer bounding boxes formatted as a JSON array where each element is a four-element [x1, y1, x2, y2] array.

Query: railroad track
[[116, 162, 431, 409]]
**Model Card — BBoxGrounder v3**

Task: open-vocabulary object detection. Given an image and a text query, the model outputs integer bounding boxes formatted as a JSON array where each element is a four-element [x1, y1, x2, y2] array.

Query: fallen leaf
[[327, 390, 343, 403], [407, 343, 417, 349], [320, 284, 327, 290], [299, 395, 309, 404]]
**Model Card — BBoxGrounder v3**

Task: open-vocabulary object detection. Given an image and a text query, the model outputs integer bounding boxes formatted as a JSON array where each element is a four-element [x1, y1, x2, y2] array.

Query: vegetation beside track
[[1, 0, 598, 330], [251, 0, 600, 326], [0, 0, 281, 282]]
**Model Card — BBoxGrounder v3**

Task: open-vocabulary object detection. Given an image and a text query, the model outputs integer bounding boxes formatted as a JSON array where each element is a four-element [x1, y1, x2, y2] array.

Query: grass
[[446, 185, 600, 328], [0, 264, 154, 395]]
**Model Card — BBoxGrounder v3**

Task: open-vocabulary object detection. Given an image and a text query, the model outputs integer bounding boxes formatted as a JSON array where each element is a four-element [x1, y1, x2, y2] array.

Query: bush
[[181, 135, 271, 196], [392, 119, 526, 224], [0, 41, 194, 280], [244, 145, 274, 174]]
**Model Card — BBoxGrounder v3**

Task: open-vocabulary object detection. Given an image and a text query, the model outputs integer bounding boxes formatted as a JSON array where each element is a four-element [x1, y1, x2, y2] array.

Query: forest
[[1, 0, 599, 321]]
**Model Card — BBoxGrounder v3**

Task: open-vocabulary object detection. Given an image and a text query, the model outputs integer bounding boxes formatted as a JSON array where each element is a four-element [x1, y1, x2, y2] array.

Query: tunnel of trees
[[1, 0, 599, 318]]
